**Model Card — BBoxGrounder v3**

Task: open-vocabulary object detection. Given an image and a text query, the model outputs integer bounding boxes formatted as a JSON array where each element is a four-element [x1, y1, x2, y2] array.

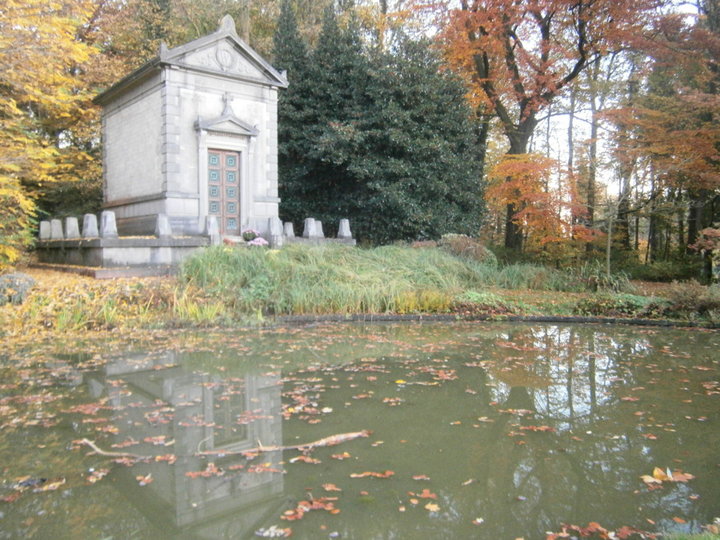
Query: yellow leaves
[[640, 467, 695, 487]]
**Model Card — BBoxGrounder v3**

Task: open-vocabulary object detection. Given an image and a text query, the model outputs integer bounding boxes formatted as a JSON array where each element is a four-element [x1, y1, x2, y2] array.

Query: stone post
[[39, 221, 51, 240], [82, 214, 99, 238], [205, 215, 221, 246], [268, 217, 284, 248], [50, 219, 64, 240], [303, 218, 317, 239], [283, 222, 295, 238], [315, 221, 325, 239], [338, 219, 353, 240], [100, 210, 118, 239], [155, 214, 173, 238], [65, 217, 80, 239]]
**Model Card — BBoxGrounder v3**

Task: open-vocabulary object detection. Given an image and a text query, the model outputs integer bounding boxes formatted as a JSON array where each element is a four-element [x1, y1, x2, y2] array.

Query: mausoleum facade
[[95, 15, 287, 237]]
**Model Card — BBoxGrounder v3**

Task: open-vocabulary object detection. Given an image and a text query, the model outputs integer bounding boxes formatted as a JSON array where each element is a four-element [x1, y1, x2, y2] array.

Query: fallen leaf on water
[[425, 502, 440, 512], [350, 470, 394, 479], [86, 469, 109, 484], [136, 473, 153, 486], [281, 497, 340, 521], [673, 517, 687, 524], [289, 455, 322, 464], [408, 489, 437, 499], [33, 478, 66, 492], [519, 425, 556, 433], [412, 474, 431, 481], [322, 483, 342, 492], [254, 525, 292, 538], [640, 467, 694, 486]]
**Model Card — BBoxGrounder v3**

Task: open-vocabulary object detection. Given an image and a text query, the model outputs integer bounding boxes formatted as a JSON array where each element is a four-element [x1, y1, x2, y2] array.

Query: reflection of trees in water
[[418, 325, 708, 538]]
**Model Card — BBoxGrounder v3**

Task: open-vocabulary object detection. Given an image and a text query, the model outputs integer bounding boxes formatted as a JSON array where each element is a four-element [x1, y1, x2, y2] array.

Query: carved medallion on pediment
[[184, 44, 261, 79]]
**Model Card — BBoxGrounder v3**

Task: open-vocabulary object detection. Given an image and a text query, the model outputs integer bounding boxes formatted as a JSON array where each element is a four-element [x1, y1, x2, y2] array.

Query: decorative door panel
[[208, 149, 240, 234]]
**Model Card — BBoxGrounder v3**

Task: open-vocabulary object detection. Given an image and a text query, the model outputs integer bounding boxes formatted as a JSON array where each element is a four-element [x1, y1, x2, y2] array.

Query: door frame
[[197, 131, 253, 236]]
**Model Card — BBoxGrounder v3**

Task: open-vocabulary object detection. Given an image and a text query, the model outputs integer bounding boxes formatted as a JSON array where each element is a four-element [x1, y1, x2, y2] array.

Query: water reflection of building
[[85, 351, 286, 538]]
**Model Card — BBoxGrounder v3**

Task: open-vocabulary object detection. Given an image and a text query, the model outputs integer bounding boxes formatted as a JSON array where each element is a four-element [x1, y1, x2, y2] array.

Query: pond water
[[1, 322, 719, 539]]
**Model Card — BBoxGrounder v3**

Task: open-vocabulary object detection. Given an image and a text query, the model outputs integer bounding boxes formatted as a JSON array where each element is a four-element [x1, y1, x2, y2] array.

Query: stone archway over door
[[208, 149, 241, 235]]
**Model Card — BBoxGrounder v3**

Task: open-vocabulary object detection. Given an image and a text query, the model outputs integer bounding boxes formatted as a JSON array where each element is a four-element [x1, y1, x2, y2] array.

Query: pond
[[0, 322, 718, 539]]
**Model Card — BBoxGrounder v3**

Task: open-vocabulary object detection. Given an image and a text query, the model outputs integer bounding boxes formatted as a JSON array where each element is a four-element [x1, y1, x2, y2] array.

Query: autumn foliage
[[487, 154, 597, 261]]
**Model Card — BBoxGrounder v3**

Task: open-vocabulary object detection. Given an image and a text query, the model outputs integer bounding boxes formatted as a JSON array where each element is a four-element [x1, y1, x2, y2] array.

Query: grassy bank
[[1, 244, 718, 343]]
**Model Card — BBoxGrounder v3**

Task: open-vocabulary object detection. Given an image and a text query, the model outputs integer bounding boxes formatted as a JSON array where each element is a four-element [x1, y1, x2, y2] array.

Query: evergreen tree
[[274, 5, 485, 243], [273, 0, 313, 223]]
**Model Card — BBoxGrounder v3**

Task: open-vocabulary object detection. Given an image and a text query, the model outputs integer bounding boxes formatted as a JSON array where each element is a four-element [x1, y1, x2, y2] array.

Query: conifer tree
[[274, 5, 485, 243]]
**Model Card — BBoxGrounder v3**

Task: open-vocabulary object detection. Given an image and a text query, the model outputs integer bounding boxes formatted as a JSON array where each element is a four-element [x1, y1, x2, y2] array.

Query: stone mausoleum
[[35, 16, 353, 275], [95, 15, 287, 236]]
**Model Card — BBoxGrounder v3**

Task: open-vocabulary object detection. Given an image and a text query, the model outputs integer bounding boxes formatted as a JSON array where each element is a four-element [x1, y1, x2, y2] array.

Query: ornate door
[[208, 149, 241, 235]]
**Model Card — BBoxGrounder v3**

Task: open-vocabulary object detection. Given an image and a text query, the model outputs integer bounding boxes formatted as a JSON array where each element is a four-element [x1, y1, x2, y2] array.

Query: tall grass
[[181, 244, 486, 315], [180, 244, 602, 316]]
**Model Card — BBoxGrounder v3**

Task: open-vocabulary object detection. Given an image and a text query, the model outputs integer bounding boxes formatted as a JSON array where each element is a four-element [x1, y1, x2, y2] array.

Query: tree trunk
[[239, 0, 251, 43], [503, 128, 535, 251]]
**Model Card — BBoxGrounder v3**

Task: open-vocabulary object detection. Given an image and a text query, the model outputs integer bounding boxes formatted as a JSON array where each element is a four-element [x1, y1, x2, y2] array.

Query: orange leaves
[[281, 497, 340, 521], [487, 153, 595, 257], [185, 463, 224, 479], [519, 425, 556, 433], [350, 470, 395, 479], [640, 467, 695, 487], [408, 488, 437, 500], [546, 521, 652, 540], [86, 469, 110, 484]]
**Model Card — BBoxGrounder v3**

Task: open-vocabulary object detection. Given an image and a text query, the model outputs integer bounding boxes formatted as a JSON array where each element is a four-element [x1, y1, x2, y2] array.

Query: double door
[[208, 149, 241, 235]]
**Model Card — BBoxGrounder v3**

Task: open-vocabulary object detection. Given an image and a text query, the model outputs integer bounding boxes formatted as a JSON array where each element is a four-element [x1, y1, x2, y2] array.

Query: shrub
[[438, 234, 498, 266], [664, 281, 720, 316], [621, 259, 702, 282], [574, 293, 662, 317]]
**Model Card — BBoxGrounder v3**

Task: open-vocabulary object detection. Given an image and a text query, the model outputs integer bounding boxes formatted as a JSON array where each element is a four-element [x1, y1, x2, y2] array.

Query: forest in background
[[1, 0, 718, 282]]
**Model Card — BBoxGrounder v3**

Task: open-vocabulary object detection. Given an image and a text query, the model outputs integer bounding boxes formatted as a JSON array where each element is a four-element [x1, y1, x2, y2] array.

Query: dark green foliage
[[574, 293, 663, 317], [619, 258, 703, 282], [274, 5, 485, 244]]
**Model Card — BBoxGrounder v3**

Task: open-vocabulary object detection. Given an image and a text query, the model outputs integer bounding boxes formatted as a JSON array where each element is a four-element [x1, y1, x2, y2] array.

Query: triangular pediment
[[174, 40, 266, 81], [161, 16, 287, 87], [196, 105, 259, 137], [95, 15, 287, 106]]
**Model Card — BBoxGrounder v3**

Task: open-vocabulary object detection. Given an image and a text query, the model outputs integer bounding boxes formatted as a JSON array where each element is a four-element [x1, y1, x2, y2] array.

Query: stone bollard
[[268, 217, 284, 248], [338, 219, 352, 240], [283, 222, 295, 238], [315, 221, 325, 239], [155, 214, 173, 238], [65, 217, 80, 239], [39, 221, 51, 240], [205, 215, 221, 246], [50, 219, 64, 240], [303, 217, 317, 239], [100, 210, 118, 238], [82, 214, 99, 238]]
